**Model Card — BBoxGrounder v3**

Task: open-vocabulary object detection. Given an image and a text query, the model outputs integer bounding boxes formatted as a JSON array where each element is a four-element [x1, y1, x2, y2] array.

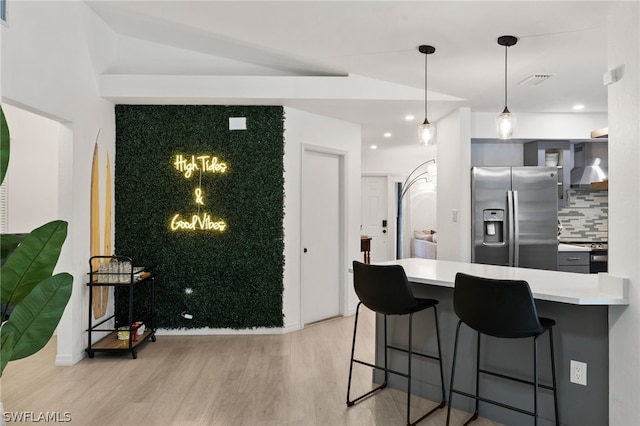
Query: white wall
[[2, 1, 118, 365], [407, 183, 437, 233], [436, 107, 472, 262], [283, 107, 362, 328], [2, 104, 60, 233], [607, 2, 640, 425], [362, 143, 437, 175]]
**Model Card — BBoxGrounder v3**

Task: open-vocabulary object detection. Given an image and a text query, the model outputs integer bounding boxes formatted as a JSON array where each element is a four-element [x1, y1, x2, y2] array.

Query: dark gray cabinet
[[558, 251, 590, 273]]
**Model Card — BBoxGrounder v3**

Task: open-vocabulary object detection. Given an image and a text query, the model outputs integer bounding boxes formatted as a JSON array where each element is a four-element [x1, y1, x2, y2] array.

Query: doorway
[[361, 176, 392, 262], [1, 103, 62, 233], [301, 148, 344, 325]]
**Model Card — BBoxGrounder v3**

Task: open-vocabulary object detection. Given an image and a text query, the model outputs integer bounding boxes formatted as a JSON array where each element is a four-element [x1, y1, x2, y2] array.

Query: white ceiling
[[87, 0, 614, 148]]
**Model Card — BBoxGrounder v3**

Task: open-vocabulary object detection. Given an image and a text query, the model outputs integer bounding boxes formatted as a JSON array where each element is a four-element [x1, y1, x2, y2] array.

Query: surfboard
[[99, 153, 112, 318], [90, 142, 102, 318]]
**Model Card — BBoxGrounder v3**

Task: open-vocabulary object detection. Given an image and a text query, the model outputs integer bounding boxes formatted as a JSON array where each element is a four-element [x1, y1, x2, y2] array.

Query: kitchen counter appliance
[[472, 166, 558, 271]]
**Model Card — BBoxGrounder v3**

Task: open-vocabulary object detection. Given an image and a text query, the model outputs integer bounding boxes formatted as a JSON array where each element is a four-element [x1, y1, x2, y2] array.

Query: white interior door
[[301, 149, 341, 325], [361, 176, 391, 262]]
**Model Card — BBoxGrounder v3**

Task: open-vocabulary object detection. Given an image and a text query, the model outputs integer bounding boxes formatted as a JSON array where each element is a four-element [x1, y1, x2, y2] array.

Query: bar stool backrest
[[352, 261, 419, 315], [453, 272, 544, 338]]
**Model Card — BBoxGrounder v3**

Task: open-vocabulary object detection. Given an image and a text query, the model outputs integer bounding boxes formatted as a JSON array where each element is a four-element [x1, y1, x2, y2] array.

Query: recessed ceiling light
[[573, 104, 585, 110], [405, 115, 415, 121], [384, 132, 392, 138], [370, 145, 378, 150]]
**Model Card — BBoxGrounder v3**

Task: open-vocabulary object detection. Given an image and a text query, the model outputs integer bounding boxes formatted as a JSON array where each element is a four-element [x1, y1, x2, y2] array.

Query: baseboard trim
[[54, 353, 82, 366], [157, 322, 302, 336]]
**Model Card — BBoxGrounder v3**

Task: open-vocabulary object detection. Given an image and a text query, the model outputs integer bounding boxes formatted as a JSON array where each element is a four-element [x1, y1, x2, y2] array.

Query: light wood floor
[[1, 310, 501, 426]]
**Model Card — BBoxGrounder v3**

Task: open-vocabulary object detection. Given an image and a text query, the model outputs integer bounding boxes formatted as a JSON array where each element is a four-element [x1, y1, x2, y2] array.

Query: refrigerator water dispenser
[[483, 209, 504, 244]]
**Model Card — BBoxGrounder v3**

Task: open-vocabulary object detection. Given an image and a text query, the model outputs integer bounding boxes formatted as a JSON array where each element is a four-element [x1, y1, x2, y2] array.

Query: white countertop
[[373, 258, 628, 306], [558, 243, 591, 252]]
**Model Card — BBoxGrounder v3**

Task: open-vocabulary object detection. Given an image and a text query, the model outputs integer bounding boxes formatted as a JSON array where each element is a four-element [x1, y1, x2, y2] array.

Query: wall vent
[[517, 74, 555, 85]]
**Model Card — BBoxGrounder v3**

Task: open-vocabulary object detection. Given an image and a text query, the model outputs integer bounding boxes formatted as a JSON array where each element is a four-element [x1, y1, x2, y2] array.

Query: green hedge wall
[[114, 105, 284, 329]]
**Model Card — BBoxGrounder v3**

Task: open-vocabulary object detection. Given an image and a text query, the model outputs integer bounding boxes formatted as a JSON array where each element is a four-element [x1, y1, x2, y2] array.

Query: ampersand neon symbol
[[195, 188, 204, 205]]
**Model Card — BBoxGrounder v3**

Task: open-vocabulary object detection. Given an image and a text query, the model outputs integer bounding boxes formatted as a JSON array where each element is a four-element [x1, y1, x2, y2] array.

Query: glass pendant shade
[[418, 119, 436, 145], [496, 107, 516, 139]]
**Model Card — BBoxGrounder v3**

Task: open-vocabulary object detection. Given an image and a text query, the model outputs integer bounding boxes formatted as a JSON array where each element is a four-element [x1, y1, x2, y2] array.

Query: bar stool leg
[[347, 300, 445, 424], [346, 302, 362, 405], [534, 336, 540, 426], [407, 307, 446, 426], [472, 332, 481, 421], [406, 313, 414, 426], [384, 314, 389, 385], [446, 321, 463, 426], [347, 305, 388, 407], [549, 328, 559, 426], [433, 306, 447, 404]]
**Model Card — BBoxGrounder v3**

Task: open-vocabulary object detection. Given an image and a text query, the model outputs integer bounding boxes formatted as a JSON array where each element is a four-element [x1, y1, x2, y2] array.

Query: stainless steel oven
[[590, 244, 608, 273]]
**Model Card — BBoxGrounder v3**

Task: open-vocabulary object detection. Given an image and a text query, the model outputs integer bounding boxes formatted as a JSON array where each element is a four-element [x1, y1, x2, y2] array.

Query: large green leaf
[[0, 329, 15, 375], [1, 233, 28, 262], [0, 221, 68, 308], [0, 105, 9, 185], [0, 272, 72, 368]]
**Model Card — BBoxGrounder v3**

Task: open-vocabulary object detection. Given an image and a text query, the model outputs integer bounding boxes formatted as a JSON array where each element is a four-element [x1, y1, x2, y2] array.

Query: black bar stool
[[347, 261, 446, 426], [446, 272, 559, 426]]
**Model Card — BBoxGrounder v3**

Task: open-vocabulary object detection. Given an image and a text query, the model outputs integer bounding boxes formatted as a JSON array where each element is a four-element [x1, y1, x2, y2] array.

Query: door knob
[[304, 248, 308, 253]]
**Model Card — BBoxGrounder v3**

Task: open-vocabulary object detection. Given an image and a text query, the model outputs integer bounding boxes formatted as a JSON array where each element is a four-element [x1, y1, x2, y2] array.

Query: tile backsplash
[[558, 189, 608, 242]]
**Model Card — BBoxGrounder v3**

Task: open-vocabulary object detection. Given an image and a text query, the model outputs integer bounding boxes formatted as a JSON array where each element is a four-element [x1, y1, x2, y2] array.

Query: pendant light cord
[[417, 45, 435, 129], [504, 44, 508, 108], [424, 51, 428, 119]]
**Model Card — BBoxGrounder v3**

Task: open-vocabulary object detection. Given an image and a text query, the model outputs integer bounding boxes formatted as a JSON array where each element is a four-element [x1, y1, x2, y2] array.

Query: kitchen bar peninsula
[[381, 258, 628, 305], [361, 258, 628, 426]]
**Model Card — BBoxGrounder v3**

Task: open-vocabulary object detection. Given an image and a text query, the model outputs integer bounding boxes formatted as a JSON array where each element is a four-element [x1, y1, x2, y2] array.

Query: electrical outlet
[[570, 360, 587, 386]]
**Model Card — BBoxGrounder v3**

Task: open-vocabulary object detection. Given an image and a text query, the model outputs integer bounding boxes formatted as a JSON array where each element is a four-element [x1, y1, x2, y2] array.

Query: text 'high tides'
[[174, 155, 228, 178]]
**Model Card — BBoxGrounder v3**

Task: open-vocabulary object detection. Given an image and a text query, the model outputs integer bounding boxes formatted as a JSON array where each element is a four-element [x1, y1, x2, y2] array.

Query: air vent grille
[[517, 74, 555, 85]]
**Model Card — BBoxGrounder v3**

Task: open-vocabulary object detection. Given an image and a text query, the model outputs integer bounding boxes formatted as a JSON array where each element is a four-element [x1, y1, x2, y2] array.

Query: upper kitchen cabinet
[[523, 141, 571, 207]]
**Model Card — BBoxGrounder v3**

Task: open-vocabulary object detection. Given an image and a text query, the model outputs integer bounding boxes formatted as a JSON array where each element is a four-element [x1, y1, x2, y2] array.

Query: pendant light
[[496, 35, 518, 140], [417, 45, 436, 145]]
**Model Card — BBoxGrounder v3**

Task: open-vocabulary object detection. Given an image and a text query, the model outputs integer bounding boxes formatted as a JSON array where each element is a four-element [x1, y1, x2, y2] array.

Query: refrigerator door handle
[[513, 190, 520, 267], [507, 190, 514, 266]]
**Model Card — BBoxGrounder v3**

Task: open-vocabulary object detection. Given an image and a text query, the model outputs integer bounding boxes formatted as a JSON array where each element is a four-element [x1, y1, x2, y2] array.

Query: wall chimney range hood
[[570, 142, 608, 188]]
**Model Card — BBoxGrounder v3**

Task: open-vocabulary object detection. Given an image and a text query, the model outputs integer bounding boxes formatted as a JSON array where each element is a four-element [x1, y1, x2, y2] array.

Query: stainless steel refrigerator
[[471, 166, 558, 271]]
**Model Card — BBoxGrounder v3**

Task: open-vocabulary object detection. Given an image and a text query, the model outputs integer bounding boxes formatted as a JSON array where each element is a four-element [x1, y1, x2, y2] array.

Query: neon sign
[[170, 153, 228, 232], [170, 213, 227, 231], [173, 155, 227, 178]]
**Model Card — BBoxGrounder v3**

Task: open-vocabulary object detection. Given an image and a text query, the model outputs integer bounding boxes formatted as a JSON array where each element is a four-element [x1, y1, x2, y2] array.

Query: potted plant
[[0, 105, 73, 377]]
